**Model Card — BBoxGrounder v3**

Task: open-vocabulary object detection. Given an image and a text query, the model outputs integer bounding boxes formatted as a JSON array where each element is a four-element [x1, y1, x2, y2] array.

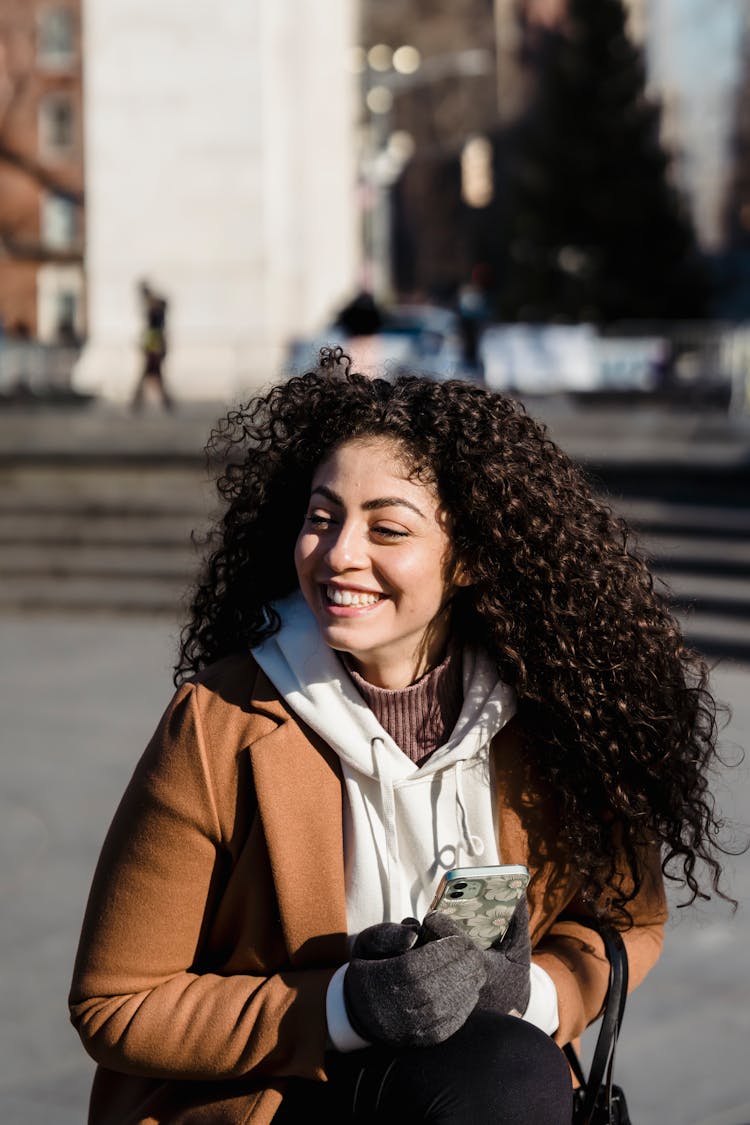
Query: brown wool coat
[[69, 654, 668, 1125]]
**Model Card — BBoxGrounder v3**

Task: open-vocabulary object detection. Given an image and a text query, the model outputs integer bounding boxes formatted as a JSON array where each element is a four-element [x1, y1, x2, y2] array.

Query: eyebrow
[[311, 485, 426, 519]]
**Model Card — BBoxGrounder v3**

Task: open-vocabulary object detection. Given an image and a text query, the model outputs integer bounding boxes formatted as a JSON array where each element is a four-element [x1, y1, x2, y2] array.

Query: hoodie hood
[[252, 589, 517, 934]]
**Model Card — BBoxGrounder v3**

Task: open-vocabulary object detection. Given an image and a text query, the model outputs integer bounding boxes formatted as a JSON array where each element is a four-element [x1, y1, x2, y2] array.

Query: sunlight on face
[[294, 437, 463, 689]]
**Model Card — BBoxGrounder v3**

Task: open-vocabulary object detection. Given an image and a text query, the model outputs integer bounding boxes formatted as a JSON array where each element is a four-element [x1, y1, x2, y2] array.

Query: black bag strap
[[563, 919, 629, 1125]]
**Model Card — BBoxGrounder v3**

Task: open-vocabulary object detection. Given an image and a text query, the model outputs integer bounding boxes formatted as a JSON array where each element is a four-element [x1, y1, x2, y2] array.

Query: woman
[[70, 347, 732, 1124]]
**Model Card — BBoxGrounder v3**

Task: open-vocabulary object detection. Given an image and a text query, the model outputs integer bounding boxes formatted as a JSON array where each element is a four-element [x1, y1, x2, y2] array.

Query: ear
[[452, 560, 473, 588]]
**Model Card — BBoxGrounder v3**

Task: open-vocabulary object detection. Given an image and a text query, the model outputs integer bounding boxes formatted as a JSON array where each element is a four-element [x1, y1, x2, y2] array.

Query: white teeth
[[326, 586, 380, 607]]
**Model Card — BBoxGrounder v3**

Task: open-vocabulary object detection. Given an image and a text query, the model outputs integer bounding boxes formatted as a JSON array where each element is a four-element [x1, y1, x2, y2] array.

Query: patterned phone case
[[429, 867, 530, 949]]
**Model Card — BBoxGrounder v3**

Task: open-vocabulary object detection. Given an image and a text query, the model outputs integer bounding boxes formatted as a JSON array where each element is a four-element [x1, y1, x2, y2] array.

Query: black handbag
[[563, 920, 632, 1125]]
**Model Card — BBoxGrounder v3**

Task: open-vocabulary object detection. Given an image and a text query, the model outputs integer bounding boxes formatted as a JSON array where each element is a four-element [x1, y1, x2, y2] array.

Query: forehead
[[310, 434, 440, 497], [311, 437, 422, 485]]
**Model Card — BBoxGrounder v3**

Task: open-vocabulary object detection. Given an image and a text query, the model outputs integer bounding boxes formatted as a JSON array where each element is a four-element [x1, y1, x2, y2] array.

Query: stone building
[[73, 0, 359, 403]]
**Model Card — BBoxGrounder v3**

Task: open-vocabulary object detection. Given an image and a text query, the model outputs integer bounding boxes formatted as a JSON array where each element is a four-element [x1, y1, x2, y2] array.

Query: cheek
[[293, 533, 311, 580], [387, 547, 450, 599]]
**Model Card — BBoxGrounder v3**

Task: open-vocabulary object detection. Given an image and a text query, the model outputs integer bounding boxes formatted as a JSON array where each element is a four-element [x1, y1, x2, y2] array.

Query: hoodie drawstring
[[374, 740, 486, 917], [455, 760, 485, 863], [371, 737, 401, 919]]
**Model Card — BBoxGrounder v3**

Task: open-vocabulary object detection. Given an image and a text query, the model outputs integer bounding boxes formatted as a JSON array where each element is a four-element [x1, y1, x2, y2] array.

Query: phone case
[[427, 865, 530, 949]]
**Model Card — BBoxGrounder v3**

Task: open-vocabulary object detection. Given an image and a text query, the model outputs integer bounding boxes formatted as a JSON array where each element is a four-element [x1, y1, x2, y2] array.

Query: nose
[[324, 523, 366, 572]]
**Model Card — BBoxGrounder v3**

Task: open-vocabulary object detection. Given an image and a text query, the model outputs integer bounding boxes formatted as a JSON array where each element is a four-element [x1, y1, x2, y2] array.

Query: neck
[[345, 651, 444, 690]]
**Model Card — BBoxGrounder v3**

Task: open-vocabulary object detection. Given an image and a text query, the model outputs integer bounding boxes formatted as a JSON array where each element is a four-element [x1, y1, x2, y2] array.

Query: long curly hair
[[177, 347, 738, 918]]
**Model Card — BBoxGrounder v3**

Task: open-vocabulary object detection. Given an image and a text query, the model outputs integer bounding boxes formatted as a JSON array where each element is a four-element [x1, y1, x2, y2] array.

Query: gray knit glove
[[421, 897, 531, 1017], [344, 917, 487, 1048]]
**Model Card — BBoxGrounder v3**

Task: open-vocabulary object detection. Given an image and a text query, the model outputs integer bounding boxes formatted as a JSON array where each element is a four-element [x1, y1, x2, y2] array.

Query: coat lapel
[[249, 690, 349, 966]]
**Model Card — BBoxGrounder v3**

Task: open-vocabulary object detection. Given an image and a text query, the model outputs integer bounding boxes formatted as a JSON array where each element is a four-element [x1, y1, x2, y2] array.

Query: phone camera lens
[[448, 890, 463, 899], [453, 881, 468, 890]]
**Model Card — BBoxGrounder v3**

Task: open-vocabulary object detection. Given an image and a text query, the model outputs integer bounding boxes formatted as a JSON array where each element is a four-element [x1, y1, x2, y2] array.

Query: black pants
[[274, 1012, 573, 1124]]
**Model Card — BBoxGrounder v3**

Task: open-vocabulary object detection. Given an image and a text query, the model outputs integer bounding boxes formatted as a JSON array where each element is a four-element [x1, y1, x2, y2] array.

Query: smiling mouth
[[324, 585, 384, 608]]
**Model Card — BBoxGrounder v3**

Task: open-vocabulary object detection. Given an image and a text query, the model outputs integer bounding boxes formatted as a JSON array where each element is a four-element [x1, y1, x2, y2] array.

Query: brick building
[[0, 0, 84, 341]]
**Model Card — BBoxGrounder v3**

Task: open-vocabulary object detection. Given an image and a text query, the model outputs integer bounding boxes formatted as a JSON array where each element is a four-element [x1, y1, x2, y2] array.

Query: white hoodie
[[252, 590, 559, 1047]]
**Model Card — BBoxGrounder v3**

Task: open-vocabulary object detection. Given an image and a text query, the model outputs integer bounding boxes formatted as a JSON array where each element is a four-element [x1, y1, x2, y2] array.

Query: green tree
[[498, 0, 711, 323]]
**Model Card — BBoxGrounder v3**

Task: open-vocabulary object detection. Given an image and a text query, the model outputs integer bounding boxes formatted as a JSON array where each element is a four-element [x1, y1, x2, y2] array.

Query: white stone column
[[74, 0, 359, 403]]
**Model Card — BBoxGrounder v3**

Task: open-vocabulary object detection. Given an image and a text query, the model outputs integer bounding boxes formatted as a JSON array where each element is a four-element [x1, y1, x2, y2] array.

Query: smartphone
[[427, 865, 530, 949]]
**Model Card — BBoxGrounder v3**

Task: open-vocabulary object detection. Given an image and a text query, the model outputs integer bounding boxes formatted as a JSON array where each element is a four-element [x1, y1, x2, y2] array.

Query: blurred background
[[2, 0, 750, 404], [1, 1, 749, 1122]]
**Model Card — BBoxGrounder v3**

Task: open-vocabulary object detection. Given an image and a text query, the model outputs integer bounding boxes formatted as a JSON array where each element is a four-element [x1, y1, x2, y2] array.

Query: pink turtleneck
[[344, 646, 463, 766]]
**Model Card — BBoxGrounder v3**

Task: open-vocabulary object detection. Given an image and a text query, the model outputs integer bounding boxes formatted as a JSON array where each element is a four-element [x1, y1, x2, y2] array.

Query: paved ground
[[0, 610, 748, 1125]]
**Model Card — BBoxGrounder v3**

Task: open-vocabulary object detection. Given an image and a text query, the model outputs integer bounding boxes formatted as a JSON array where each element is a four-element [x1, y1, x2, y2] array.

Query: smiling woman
[[68, 346, 736, 1125], [294, 437, 466, 689]]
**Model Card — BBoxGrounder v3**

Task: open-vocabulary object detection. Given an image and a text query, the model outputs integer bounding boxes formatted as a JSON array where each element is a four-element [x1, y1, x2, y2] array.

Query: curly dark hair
[[177, 346, 738, 919]]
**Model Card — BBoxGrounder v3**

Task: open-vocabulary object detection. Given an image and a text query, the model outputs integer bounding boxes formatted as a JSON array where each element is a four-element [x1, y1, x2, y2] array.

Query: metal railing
[[478, 319, 750, 413], [0, 340, 83, 398]]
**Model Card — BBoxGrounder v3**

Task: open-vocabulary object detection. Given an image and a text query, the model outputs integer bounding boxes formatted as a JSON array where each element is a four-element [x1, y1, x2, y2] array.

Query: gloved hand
[[344, 917, 487, 1048], [419, 897, 531, 1017]]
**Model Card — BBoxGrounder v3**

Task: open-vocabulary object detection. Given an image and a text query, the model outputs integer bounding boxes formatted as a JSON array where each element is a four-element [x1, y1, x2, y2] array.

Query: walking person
[[131, 279, 173, 411], [70, 346, 735, 1123]]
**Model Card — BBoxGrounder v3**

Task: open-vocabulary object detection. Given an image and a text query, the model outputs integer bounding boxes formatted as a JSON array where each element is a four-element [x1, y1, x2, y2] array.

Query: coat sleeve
[[68, 681, 334, 1083], [531, 844, 668, 1047]]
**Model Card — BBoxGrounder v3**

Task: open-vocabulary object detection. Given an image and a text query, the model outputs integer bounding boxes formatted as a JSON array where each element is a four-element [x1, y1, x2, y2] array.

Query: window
[[41, 194, 78, 250], [36, 262, 85, 343], [37, 7, 76, 68], [39, 96, 75, 155], [55, 291, 80, 342]]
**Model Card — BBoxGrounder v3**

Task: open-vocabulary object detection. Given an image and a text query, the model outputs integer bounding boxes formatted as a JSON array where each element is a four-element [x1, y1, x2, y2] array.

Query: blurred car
[[284, 302, 475, 383]]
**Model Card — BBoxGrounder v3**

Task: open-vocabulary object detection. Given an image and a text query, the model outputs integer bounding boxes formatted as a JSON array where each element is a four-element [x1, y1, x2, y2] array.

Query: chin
[[319, 623, 371, 655]]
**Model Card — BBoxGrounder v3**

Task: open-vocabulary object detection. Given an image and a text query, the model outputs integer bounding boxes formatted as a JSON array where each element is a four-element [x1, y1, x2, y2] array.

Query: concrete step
[[0, 574, 191, 615], [674, 610, 750, 662], [645, 536, 750, 576], [658, 570, 750, 614], [0, 512, 211, 546], [0, 542, 201, 578], [0, 441, 747, 664], [0, 475, 214, 509], [616, 498, 750, 536]]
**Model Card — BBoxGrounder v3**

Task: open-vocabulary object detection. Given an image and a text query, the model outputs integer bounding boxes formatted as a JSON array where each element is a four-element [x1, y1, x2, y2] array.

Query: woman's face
[[294, 437, 464, 689]]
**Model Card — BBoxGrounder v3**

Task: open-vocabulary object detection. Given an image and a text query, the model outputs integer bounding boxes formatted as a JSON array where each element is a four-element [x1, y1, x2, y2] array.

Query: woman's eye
[[306, 513, 332, 528], [372, 525, 409, 540]]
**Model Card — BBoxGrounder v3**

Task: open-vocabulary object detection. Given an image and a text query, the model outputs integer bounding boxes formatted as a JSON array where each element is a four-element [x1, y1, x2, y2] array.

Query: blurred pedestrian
[[334, 289, 384, 374], [334, 289, 384, 337], [457, 263, 492, 378], [70, 346, 737, 1123], [131, 280, 173, 411]]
